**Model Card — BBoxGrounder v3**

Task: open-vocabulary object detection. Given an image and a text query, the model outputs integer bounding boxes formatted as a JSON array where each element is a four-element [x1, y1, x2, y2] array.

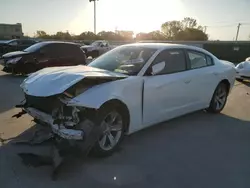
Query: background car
[[1, 41, 87, 74], [0, 39, 37, 56], [235, 57, 250, 81], [80, 40, 113, 58], [19, 43, 236, 157]]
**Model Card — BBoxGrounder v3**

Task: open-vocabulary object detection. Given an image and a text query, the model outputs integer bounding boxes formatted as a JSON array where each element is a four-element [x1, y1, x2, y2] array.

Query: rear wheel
[[91, 104, 127, 157], [207, 82, 229, 113]]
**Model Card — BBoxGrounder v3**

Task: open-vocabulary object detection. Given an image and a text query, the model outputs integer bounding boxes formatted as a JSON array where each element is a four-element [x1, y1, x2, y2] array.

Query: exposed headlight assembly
[[7, 57, 22, 64]]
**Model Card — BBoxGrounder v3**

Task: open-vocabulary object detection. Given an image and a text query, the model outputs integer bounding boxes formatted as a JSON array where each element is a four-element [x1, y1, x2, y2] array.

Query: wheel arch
[[99, 99, 130, 133], [219, 79, 231, 93]]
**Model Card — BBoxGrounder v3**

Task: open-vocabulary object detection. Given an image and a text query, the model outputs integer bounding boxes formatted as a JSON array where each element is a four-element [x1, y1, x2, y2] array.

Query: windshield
[[88, 45, 157, 75], [23, 42, 46, 52], [91, 41, 102, 46]]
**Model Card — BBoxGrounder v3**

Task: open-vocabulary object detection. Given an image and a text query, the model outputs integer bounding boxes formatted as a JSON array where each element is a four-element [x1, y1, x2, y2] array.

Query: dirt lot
[[1, 67, 250, 188]]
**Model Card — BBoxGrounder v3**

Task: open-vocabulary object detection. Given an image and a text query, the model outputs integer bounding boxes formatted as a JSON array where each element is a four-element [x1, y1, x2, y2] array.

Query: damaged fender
[[67, 77, 144, 134]]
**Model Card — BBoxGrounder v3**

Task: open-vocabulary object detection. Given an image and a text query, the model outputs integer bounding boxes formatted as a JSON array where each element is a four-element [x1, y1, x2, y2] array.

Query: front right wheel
[[207, 82, 229, 113]]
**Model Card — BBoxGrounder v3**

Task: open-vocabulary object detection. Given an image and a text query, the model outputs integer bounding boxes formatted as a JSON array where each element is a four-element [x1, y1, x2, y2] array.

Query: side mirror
[[151, 61, 165, 75]]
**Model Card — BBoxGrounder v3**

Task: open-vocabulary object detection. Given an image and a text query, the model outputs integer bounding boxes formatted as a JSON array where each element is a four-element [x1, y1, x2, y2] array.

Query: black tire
[[236, 78, 243, 82], [207, 82, 229, 113], [90, 103, 128, 157]]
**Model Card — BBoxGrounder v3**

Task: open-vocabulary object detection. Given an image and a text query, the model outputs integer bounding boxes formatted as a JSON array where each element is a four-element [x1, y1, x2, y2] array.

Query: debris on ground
[[16, 119, 104, 180], [14, 126, 53, 145]]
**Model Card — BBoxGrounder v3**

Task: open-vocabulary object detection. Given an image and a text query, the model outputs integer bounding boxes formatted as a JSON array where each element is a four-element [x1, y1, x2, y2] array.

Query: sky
[[1, 0, 250, 40]]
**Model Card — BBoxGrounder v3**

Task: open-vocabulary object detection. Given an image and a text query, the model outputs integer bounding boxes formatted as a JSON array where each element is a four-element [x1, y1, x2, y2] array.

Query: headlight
[[7, 57, 22, 64]]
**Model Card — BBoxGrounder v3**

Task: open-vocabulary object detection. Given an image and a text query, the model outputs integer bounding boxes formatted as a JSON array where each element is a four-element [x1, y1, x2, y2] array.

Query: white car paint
[[21, 43, 236, 138], [80, 40, 113, 56], [235, 58, 250, 80], [21, 65, 127, 97]]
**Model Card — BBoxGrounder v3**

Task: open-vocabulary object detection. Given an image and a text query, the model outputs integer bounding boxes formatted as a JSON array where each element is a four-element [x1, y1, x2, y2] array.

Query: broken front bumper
[[24, 107, 84, 140]]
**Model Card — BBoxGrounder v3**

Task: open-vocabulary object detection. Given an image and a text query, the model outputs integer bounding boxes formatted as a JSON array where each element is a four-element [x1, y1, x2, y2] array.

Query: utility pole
[[235, 23, 241, 41], [89, 0, 98, 34]]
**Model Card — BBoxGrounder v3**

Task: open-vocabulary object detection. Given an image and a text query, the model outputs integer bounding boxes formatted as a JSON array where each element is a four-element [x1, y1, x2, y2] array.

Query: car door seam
[[142, 79, 145, 123]]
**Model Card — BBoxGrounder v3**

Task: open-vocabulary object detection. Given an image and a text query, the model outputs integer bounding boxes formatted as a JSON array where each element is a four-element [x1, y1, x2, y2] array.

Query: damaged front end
[[13, 69, 127, 179], [16, 76, 122, 141]]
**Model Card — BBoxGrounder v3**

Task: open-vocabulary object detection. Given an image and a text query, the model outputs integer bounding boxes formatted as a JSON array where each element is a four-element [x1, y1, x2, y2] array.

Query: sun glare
[[68, 0, 186, 34]]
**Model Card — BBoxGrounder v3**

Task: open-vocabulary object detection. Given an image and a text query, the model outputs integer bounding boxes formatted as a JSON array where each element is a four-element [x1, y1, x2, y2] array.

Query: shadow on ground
[[241, 80, 250, 87], [1, 111, 250, 188], [0, 73, 26, 114]]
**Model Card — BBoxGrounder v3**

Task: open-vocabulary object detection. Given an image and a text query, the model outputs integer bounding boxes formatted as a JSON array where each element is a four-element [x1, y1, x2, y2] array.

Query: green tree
[[136, 31, 166, 41], [161, 20, 183, 39], [181, 17, 198, 29], [36, 30, 50, 39], [116, 30, 134, 40], [161, 17, 208, 41], [147, 30, 166, 40], [98, 31, 122, 40], [78, 31, 99, 40], [175, 28, 208, 41], [52, 31, 72, 40]]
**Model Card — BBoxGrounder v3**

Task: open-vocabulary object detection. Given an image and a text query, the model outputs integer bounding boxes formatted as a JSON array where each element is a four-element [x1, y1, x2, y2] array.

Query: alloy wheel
[[98, 111, 123, 151], [214, 85, 227, 110]]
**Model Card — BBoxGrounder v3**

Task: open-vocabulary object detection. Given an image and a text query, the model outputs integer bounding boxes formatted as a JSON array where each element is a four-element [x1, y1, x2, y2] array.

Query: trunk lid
[[21, 65, 127, 97]]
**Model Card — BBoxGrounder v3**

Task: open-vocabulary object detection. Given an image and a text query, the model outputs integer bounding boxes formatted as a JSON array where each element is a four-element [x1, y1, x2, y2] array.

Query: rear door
[[36, 44, 59, 68], [54, 44, 83, 66], [184, 50, 219, 107]]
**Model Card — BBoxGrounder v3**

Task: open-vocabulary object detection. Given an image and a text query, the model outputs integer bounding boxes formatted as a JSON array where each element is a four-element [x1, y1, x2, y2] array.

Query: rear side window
[[20, 40, 36, 45], [40, 44, 58, 57], [57, 44, 83, 57], [152, 49, 187, 75], [187, 50, 214, 69], [67, 45, 84, 56]]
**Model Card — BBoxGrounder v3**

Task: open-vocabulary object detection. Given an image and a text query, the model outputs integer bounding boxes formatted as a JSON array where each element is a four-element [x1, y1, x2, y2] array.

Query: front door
[[143, 49, 195, 126]]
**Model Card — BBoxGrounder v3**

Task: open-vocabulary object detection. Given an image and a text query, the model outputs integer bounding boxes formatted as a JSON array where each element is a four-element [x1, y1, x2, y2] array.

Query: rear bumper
[[24, 107, 84, 140]]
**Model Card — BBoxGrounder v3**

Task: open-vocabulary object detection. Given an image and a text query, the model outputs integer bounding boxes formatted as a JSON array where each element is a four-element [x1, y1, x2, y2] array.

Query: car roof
[[121, 42, 215, 56], [37, 41, 79, 46]]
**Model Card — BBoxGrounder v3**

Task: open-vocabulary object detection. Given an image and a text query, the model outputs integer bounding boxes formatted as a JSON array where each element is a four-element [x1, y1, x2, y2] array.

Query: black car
[[0, 39, 37, 55], [1, 41, 87, 74]]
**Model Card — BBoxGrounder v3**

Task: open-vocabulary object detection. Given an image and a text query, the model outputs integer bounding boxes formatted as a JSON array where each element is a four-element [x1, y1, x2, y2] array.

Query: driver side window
[[9, 40, 18, 46], [149, 49, 187, 75]]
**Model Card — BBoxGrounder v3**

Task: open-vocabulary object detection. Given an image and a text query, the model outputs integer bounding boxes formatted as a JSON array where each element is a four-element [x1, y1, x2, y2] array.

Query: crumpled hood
[[21, 65, 127, 97], [3, 51, 30, 58]]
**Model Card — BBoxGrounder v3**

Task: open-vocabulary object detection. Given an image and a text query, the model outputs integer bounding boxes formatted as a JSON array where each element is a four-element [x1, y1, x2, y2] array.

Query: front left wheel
[[90, 104, 127, 157]]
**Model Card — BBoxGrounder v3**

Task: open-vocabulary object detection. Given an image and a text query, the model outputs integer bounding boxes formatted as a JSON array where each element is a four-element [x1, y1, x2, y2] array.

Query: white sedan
[[19, 43, 236, 156], [235, 57, 250, 81]]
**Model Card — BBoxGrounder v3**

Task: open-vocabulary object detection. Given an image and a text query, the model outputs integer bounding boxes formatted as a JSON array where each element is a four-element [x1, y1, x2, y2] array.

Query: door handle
[[184, 80, 191, 84], [213, 72, 218, 76]]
